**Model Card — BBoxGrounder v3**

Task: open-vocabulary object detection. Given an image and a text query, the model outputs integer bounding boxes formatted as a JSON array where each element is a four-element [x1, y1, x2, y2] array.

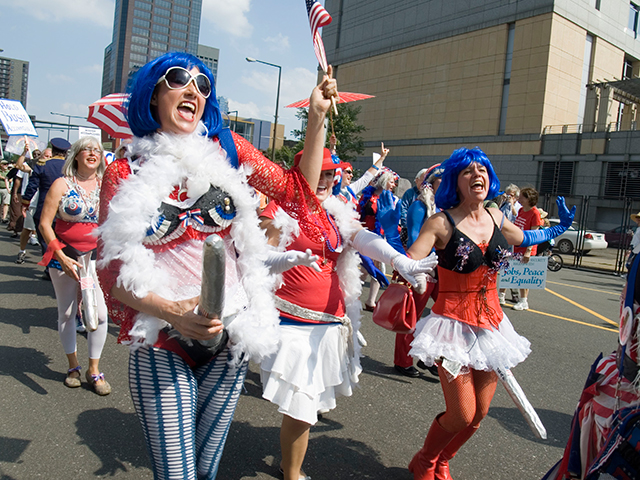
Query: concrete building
[[226, 114, 284, 152], [323, 0, 640, 230], [101, 0, 204, 96], [197, 45, 219, 83], [0, 56, 29, 108]]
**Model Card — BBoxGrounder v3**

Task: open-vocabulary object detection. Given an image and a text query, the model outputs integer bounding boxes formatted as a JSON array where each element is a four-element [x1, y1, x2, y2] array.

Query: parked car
[[548, 219, 608, 254], [604, 225, 636, 249]]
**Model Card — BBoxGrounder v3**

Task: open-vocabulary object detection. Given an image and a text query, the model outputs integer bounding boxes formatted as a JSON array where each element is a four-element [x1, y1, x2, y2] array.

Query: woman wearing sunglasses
[[38, 137, 110, 395], [96, 52, 336, 480]]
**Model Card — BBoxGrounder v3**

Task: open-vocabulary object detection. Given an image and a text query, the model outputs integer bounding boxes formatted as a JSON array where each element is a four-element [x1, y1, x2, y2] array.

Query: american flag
[[305, 0, 332, 72]]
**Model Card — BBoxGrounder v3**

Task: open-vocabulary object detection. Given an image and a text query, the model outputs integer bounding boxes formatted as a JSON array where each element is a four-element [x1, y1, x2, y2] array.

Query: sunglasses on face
[[344, 170, 353, 174], [156, 66, 212, 98], [82, 147, 102, 155]]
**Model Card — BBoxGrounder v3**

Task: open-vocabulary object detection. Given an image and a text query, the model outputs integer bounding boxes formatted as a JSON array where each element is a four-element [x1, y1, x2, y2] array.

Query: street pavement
[[0, 227, 624, 480]]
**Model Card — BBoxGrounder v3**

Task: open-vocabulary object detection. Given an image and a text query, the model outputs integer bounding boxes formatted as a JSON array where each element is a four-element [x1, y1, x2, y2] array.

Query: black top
[[436, 210, 509, 273]]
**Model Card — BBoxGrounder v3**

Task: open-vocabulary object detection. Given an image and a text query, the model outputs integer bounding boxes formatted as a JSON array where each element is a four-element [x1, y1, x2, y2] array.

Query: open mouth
[[177, 101, 196, 120]]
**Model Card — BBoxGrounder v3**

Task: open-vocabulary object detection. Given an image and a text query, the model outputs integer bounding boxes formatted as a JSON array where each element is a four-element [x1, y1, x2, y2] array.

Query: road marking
[[546, 280, 620, 296], [527, 309, 617, 333], [544, 287, 618, 327]]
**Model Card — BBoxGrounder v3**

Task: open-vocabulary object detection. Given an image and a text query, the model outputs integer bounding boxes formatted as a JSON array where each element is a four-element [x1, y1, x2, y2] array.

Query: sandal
[[85, 371, 112, 396], [64, 366, 82, 388], [279, 466, 311, 480]]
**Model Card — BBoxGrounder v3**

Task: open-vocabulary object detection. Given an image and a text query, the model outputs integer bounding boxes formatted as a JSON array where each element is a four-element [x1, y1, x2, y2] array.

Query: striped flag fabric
[[305, 0, 332, 72], [87, 93, 132, 139]]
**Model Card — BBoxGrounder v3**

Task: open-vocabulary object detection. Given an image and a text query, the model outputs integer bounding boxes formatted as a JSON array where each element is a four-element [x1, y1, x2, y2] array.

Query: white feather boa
[[96, 130, 280, 363], [273, 195, 364, 361]]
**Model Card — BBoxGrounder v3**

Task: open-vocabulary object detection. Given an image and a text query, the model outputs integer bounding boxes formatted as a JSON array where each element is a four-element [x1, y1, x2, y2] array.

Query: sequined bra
[[143, 185, 236, 246], [437, 210, 509, 273], [57, 177, 100, 224]]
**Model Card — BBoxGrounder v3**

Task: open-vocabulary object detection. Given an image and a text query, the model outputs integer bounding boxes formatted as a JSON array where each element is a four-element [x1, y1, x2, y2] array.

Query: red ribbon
[[38, 238, 66, 266]]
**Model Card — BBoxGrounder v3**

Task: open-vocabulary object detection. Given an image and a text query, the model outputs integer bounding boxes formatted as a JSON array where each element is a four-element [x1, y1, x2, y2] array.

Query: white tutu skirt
[[409, 312, 531, 373], [260, 323, 362, 425]]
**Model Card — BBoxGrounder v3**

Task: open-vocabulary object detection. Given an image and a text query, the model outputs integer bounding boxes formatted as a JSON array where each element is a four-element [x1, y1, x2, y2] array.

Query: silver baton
[[198, 234, 227, 351]]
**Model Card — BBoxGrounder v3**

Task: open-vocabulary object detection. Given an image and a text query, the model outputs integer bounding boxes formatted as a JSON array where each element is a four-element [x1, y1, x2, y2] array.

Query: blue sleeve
[[22, 167, 40, 202], [399, 188, 416, 228], [406, 201, 428, 248]]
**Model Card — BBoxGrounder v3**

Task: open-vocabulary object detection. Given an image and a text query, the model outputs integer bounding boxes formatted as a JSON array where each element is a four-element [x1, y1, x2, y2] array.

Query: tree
[[290, 103, 366, 163]]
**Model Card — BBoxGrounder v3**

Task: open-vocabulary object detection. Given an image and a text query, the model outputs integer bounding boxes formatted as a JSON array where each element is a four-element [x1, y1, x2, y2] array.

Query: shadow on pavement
[[76, 408, 150, 476], [0, 436, 31, 463], [488, 406, 572, 447], [220, 421, 413, 479], [0, 346, 59, 394], [0, 307, 58, 334]]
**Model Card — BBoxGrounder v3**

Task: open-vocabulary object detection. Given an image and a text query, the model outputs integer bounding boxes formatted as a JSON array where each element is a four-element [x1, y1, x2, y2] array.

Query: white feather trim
[[97, 130, 280, 363]]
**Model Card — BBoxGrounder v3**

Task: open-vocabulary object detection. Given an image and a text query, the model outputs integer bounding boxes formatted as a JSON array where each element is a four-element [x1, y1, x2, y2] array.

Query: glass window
[[154, 7, 171, 17], [151, 41, 167, 50], [170, 38, 187, 48], [133, 18, 150, 28], [155, 0, 171, 8], [130, 53, 148, 63], [173, 13, 188, 23], [172, 30, 187, 39], [150, 50, 166, 59], [131, 35, 149, 45], [134, 9, 151, 20], [131, 44, 148, 54], [129, 62, 143, 70], [132, 27, 149, 36], [134, 0, 152, 11], [151, 32, 168, 42], [629, 3, 639, 38], [155, 15, 170, 25], [152, 24, 170, 34], [174, 5, 189, 15], [174, 0, 190, 6], [173, 21, 188, 31]]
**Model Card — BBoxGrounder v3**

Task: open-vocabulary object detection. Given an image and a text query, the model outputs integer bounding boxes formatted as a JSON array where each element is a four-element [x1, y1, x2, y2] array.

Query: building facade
[[101, 0, 204, 96], [0, 56, 29, 108], [323, 0, 640, 230]]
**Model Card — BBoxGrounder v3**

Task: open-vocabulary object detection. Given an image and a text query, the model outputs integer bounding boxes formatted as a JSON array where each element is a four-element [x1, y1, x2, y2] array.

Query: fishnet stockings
[[437, 365, 498, 433]]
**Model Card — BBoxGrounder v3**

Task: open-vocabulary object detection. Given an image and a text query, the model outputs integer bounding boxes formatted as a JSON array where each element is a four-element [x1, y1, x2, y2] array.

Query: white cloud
[[78, 64, 104, 75], [60, 102, 90, 117], [0, 0, 114, 27], [46, 73, 76, 85], [202, 0, 252, 38], [227, 99, 261, 120], [263, 33, 290, 53]]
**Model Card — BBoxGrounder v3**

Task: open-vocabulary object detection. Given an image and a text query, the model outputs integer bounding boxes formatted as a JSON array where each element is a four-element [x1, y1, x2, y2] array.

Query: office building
[[0, 56, 29, 108], [197, 45, 219, 83], [323, 0, 640, 229], [101, 0, 204, 96]]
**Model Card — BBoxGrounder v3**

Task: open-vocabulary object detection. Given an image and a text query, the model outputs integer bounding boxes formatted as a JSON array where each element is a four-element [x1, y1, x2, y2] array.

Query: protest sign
[[0, 99, 37, 136], [78, 126, 102, 141], [5, 136, 46, 157], [499, 257, 547, 289]]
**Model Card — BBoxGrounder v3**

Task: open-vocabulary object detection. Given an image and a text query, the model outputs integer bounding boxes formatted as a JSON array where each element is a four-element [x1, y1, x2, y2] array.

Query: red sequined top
[[97, 132, 324, 344]]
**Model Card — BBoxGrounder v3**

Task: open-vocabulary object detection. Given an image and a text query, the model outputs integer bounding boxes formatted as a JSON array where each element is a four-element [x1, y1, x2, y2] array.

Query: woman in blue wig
[[405, 147, 575, 480], [96, 52, 337, 479]]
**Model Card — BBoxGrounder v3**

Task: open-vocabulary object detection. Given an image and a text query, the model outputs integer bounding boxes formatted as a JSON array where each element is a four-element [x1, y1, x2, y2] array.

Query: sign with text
[[78, 126, 102, 141], [498, 257, 548, 289], [0, 99, 36, 136]]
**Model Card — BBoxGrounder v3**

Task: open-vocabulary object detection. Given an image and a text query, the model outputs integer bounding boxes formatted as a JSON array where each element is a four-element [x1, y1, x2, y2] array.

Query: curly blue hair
[[434, 147, 500, 210], [126, 52, 223, 138]]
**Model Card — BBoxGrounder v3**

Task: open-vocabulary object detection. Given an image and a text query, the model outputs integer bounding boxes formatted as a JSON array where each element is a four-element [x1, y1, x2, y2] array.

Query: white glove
[[265, 248, 321, 274], [413, 273, 427, 295], [391, 252, 438, 287]]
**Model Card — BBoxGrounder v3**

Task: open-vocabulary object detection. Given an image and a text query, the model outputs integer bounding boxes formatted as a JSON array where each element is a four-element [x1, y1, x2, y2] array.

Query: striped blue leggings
[[129, 346, 248, 480]]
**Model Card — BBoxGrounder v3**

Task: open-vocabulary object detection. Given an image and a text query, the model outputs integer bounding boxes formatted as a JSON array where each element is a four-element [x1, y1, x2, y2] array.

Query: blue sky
[[0, 0, 322, 142]]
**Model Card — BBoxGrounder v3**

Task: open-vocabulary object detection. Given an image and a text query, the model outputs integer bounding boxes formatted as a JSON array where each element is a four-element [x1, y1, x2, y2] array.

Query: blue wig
[[434, 147, 500, 210], [126, 52, 223, 138]]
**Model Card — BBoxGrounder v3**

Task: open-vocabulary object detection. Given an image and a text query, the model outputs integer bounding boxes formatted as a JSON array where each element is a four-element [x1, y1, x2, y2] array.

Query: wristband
[[371, 165, 379, 171], [38, 238, 66, 266]]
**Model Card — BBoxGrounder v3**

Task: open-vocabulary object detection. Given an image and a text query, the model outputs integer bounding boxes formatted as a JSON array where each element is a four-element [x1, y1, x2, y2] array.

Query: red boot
[[434, 424, 480, 480], [408, 415, 457, 480]]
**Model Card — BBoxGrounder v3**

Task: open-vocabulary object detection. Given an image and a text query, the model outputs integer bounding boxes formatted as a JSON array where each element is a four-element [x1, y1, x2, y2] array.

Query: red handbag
[[372, 272, 417, 334]]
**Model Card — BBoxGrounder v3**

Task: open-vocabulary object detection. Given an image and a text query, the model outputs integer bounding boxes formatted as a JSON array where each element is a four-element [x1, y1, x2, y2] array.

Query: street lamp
[[246, 57, 281, 162], [50, 112, 86, 141], [227, 110, 238, 133]]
